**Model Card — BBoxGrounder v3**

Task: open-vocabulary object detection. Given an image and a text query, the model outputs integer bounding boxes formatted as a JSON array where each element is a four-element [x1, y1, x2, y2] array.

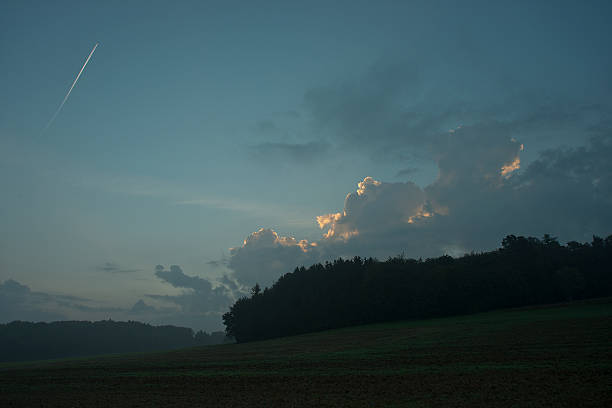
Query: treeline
[[0, 320, 229, 362], [223, 234, 612, 343]]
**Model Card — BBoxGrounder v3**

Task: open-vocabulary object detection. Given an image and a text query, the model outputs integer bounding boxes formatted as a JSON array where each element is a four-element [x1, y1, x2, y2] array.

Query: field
[[1, 299, 611, 407]]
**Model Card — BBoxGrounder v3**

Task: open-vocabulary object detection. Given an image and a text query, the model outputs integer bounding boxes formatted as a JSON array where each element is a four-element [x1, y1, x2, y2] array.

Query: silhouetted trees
[[0, 320, 230, 362], [223, 234, 612, 343]]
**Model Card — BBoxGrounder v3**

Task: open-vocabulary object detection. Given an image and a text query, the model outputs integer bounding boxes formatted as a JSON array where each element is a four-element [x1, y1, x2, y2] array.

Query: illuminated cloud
[[406, 203, 435, 224], [316, 212, 344, 238], [500, 144, 524, 178], [501, 156, 521, 178], [228, 228, 319, 287], [318, 176, 426, 241], [316, 212, 342, 229], [225, 132, 612, 289], [235, 228, 316, 253], [356, 176, 381, 195]]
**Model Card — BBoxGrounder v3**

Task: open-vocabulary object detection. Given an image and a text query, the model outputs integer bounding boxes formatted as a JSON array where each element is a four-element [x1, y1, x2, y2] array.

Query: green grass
[[1, 299, 611, 407]]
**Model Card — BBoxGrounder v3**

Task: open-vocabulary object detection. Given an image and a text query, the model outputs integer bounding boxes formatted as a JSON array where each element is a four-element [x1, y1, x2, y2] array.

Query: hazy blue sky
[[1, 0, 611, 330]]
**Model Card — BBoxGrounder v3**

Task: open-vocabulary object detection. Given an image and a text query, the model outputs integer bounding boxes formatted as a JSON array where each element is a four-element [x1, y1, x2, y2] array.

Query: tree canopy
[[224, 234, 612, 343], [0, 320, 229, 362]]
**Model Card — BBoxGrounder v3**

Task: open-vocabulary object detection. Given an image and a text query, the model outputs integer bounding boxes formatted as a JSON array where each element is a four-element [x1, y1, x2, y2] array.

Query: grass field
[[1, 299, 611, 407]]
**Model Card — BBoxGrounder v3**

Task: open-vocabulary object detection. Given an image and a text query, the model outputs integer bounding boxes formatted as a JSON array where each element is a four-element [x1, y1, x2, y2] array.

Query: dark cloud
[[95, 262, 141, 274], [151, 265, 234, 313], [0, 279, 121, 323], [317, 176, 425, 239], [304, 61, 423, 149], [228, 228, 319, 288], [507, 134, 612, 240], [132, 265, 242, 331], [0, 279, 63, 322], [219, 274, 241, 292], [0, 272, 232, 332], [155, 265, 214, 293], [250, 60, 603, 168], [130, 299, 157, 314], [225, 130, 612, 287], [302, 59, 610, 166], [124, 297, 225, 332]]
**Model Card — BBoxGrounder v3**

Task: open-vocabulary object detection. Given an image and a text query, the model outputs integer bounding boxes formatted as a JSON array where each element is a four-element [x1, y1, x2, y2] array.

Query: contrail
[[43, 42, 99, 132]]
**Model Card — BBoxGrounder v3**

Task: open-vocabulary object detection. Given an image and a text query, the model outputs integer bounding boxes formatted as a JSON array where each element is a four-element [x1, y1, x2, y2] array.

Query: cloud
[[95, 262, 141, 274], [0, 279, 121, 323], [249, 60, 606, 172], [318, 176, 426, 240], [150, 265, 235, 314], [124, 265, 243, 331], [507, 134, 612, 240], [303, 61, 426, 152], [302, 59, 610, 166], [224, 130, 612, 288], [155, 265, 214, 293], [126, 297, 225, 332], [130, 299, 157, 314], [227, 228, 320, 288], [214, 54, 612, 288], [430, 122, 522, 184], [0, 273, 234, 332], [0, 279, 63, 322]]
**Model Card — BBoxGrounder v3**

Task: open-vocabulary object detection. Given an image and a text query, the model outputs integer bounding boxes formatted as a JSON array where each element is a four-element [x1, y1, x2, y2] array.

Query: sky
[[1, 0, 611, 331]]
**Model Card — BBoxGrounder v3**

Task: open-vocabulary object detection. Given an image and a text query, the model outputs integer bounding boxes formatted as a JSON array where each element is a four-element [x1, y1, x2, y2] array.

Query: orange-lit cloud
[[357, 176, 381, 195], [316, 212, 343, 229], [316, 176, 427, 240], [500, 156, 521, 178], [236, 228, 316, 253], [228, 228, 321, 287], [317, 212, 358, 239], [225, 129, 612, 296], [406, 204, 435, 224]]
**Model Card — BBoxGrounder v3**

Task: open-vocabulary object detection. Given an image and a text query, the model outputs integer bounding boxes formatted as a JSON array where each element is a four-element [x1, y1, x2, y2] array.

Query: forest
[[223, 234, 612, 343], [0, 320, 228, 362]]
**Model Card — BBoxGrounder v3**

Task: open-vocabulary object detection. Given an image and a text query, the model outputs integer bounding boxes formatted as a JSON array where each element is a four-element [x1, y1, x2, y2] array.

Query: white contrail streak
[[43, 42, 99, 132]]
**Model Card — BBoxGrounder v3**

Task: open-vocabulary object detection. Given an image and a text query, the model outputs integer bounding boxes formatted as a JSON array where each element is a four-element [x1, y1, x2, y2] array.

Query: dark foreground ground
[[1, 299, 611, 407]]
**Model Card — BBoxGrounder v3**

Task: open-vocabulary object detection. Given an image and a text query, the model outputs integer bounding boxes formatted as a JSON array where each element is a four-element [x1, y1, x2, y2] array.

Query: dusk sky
[[2, 0, 611, 331]]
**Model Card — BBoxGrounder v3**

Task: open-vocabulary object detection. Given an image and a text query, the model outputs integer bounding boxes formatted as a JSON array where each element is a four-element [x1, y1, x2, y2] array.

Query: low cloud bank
[[0, 279, 122, 324], [0, 267, 238, 332]]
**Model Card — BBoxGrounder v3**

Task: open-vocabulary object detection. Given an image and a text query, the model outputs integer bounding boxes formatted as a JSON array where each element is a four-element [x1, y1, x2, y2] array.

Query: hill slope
[[1, 299, 611, 407]]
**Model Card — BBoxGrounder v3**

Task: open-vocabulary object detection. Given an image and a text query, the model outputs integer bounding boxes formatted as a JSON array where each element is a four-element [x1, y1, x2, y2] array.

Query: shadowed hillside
[[1, 299, 610, 407]]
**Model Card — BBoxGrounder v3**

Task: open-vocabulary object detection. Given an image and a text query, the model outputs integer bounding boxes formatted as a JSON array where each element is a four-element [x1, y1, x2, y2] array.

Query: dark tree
[[223, 234, 612, 343], [0, 320, 232, 362]]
